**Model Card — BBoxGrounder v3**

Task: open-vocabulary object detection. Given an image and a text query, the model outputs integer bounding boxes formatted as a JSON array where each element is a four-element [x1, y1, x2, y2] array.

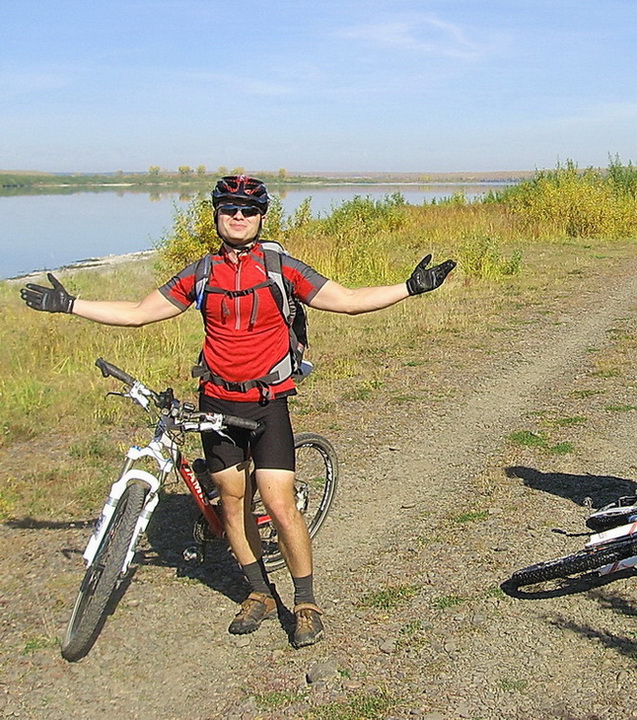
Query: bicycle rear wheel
[[509, 535, 637, 587], [258, 432, 338, 571], [61, 482, 147, 661], [586, 496, 637, 532]]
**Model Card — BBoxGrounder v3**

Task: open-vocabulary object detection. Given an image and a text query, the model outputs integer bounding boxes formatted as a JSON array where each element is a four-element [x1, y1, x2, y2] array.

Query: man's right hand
[[20, 273, 76, 313], [406, 254, 456, 296]]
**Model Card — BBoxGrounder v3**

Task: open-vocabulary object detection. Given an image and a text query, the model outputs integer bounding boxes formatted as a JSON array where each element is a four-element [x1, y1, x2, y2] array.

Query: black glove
[[406, 254, 456, 296], [20, 273, 76, 313]]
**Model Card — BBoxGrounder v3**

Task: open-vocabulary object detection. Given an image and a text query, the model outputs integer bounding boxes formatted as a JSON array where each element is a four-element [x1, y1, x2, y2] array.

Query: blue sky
[[2, 0, 635, 174]]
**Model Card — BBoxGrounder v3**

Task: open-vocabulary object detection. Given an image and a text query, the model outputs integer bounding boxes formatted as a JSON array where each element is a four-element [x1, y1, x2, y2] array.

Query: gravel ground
[[3, 249, 637, 719]]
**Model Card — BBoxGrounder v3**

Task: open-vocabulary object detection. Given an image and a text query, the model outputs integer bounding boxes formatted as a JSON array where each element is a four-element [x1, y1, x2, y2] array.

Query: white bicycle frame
[[586, 519, 637, 575], [81, 379, 230, 577]]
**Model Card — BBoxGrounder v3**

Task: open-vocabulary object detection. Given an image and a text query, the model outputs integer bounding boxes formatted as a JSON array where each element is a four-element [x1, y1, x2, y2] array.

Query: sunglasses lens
[[219, 205, 261, 217]]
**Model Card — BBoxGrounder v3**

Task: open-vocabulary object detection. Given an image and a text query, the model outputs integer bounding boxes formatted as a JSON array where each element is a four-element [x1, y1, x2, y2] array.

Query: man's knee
[[265, 495, 302, 530]]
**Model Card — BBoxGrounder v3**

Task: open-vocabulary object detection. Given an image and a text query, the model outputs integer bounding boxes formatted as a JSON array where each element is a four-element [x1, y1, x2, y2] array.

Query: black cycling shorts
[[198, 394, 295, 473]]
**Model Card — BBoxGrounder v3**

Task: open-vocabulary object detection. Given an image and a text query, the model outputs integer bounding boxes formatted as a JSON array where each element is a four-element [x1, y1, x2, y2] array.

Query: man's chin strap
[[222, 240, 257, 255]]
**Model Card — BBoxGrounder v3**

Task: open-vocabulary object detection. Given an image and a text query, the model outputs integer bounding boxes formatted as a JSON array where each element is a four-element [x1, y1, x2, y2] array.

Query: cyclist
[[20, 175, 456, 649]]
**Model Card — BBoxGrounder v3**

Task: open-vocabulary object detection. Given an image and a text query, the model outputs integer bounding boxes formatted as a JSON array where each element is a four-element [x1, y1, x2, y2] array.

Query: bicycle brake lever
[[106, 391, 127, 398]]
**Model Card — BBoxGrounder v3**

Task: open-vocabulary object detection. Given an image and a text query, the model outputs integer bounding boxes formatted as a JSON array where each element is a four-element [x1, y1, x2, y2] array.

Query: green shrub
[[459, 233, 522, 280], [498, 159, 637, 239]]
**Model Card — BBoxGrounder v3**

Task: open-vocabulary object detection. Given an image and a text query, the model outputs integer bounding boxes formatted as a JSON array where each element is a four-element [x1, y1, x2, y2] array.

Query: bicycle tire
[[586, 512, 637, 533], [61, 482, 147, 661], [586, 498, 637, 532], [259, 432, 338, 571], [510, 535, 637, 587]]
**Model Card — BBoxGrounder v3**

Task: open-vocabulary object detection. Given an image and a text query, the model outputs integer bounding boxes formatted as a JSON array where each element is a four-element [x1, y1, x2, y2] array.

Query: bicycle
[[61, 357, 338, 662], [506, 495, 637, 589]]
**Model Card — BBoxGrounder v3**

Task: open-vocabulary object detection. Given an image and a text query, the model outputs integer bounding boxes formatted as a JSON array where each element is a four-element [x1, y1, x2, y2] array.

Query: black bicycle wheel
[[61, 482, 147, 661], [586, 497, 637, 532], [258, 432, 338, 571], [510, 535, 637, 587]]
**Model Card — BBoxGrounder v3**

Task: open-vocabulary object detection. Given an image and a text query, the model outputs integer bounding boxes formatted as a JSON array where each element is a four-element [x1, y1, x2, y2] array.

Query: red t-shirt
[[159, 244, 328, 402]]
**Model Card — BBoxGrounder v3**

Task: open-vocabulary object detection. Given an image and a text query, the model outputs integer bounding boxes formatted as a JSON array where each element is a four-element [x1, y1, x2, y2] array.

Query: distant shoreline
[[6, 249, 156, 283], [0, 169, 532, 197]]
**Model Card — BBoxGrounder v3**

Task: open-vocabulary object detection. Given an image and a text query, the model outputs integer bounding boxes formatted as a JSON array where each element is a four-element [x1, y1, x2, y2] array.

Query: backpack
[[191, 241, 310, 400]]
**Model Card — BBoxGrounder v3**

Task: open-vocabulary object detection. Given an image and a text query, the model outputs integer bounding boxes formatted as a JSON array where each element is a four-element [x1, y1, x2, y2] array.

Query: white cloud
[[336, 13, 487, 61]]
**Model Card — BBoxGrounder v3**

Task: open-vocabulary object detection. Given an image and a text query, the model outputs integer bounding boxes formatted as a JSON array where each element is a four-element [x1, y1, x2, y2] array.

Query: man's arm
[[308, 254, 456, 315], [309, 280, 408, 315], [73, 289, 184, 326], [21, 273, 185, 326]]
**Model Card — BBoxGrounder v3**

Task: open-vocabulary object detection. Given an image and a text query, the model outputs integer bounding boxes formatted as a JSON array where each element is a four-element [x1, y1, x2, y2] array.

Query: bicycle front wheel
[[61, 482, 147, 661], [260, 432, 338, 571], [509, 535, 637, 587]]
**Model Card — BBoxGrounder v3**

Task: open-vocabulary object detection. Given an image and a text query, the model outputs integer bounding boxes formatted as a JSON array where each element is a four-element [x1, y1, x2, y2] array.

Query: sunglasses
[[218, 205, 262, 218]]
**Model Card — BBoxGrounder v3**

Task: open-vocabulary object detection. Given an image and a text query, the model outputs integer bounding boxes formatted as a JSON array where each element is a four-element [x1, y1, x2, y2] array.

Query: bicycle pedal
[[183, 545, 203, 564]]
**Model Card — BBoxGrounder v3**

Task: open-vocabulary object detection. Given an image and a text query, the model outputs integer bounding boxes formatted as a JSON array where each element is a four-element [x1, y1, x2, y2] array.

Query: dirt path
[[3, 252, 637, 719]]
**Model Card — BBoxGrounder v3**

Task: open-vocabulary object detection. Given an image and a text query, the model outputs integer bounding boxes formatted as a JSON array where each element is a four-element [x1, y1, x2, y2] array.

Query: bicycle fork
[[84, 448, 166, 574]]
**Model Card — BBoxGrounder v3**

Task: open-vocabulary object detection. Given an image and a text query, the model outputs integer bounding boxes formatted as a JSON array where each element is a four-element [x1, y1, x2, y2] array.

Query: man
[[20, 175, 456, 649]]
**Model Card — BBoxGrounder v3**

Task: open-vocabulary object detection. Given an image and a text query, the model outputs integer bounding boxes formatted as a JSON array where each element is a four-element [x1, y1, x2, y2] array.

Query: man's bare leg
[[212, 464, 277, 635]]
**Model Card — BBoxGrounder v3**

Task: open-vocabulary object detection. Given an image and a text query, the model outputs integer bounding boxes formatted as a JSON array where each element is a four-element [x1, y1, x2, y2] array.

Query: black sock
[[242, 559, 271, 595], [292, 574, 315, 606]]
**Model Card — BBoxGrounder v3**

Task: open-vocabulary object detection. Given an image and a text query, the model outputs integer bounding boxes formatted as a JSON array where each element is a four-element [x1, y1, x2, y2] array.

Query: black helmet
[[211, 175, 269, 214]]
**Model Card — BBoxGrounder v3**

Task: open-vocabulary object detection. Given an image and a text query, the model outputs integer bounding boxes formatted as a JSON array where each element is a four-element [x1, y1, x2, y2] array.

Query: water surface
[[0, 183, 507, 279]]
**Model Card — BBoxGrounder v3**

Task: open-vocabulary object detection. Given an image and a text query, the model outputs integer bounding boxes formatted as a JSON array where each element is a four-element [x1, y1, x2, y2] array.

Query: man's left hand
[[406, 254, 457, 296], [20, 273, 76, 313]]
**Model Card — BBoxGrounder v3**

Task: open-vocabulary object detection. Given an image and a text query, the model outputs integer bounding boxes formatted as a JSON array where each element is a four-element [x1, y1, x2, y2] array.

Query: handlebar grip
[[223, 414, 261, 432], [95, 357, 136, 386]]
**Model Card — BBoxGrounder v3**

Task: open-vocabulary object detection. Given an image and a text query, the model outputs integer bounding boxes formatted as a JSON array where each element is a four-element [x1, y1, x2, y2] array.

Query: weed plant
[[495, 158, 637, 239]]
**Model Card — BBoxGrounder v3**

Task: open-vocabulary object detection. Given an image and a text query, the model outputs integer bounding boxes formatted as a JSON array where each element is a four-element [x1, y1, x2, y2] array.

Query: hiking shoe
[[292, 603, 324, 648], [228, 592, 277, 635]]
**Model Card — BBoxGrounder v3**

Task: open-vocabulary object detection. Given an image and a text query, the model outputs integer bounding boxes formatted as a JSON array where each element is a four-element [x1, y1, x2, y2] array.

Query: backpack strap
[[261, 243, 292, 323], [191, 243, 302, 400], [192, 352, 292, 403], [194, 254, 212, 311]]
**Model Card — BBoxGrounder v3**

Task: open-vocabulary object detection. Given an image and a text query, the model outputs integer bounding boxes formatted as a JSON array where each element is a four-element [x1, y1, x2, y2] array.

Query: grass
[[22, 635, 59, 653], [255, 690, 306, 710], [433, 594, 466, 609], [305, 690, 392, 720], [2, 160, 637, 520], [452, 510, 489, 524], [508, 430, 574, 455], [358, 584, 421, 610], [499, 678, 529, 693]]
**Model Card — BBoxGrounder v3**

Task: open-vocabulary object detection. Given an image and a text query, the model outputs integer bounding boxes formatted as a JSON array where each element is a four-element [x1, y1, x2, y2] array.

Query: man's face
[[216, 205, 264, 247]]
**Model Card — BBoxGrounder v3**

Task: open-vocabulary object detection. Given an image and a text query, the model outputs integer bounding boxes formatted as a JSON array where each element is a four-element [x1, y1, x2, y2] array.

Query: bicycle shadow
[[505, 465, 637, 509], [3, 494, 295, 627], [137, 492, 290, 621], [137, 491, 248, 603], [4, 517, 95, 530], [140, 492, 296, 631], [546, 590, 637, 659]]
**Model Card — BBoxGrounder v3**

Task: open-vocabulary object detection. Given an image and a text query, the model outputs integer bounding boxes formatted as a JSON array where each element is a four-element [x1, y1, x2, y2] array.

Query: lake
[[0, 183, 508, 279]]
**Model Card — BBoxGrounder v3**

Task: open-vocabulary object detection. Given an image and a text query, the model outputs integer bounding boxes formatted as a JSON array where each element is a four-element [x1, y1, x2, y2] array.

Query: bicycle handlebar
[[96, 357, 136, 386], [222, 414, 261, 431], [95, 358, 262, 434]]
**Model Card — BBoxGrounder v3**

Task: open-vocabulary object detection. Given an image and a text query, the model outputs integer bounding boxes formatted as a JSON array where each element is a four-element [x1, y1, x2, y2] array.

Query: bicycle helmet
[[211, 175, 269, 214]]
